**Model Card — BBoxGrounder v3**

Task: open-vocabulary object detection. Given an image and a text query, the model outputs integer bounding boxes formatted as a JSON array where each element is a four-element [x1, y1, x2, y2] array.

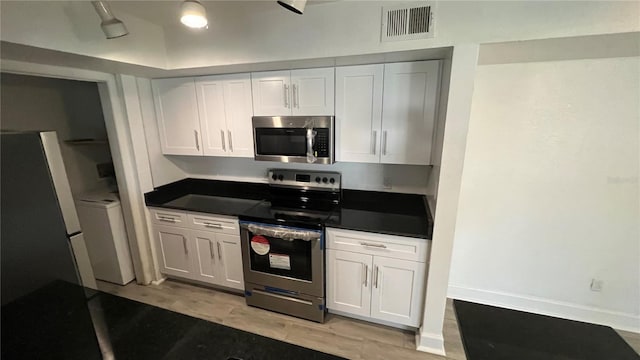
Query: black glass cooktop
[[239, 201, 339, 229]]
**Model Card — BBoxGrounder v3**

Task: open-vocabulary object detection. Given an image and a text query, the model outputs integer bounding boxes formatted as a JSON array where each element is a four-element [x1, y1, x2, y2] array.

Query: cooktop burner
[[239, 169, 342, 228]]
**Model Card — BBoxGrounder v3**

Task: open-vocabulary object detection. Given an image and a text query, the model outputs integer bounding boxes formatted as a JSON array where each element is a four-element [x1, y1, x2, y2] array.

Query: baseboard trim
[[448, 285, 640, 333], [416, 329, 446, 356], [150, 277, 167, 286], [327, 309, 415, 331]]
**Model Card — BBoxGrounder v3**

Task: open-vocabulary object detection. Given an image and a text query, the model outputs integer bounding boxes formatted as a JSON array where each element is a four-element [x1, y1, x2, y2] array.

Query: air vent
[[381, 3, 435, 42]]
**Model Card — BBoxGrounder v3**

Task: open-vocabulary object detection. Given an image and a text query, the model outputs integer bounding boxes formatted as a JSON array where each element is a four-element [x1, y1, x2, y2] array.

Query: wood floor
[[97, 280, 640, 359], [97, 280, 466, 360]]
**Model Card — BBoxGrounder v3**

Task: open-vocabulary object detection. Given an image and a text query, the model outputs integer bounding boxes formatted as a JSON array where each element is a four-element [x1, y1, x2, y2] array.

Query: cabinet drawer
[[326, 228, 430, 262], [187, 212, 239, 235], [150, 208, 189, 227]]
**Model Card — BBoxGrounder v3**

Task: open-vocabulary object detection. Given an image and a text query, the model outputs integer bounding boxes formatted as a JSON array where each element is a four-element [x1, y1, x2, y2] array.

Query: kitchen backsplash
[[169, 156, 432, 195]]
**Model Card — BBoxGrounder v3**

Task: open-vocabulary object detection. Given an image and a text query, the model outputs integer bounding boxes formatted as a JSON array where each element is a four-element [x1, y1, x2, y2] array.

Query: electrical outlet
[[590, 279, 603, 292]]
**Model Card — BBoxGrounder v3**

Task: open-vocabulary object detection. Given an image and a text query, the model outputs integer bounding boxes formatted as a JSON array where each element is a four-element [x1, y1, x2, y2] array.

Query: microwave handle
[[306, 128, 317, 163]]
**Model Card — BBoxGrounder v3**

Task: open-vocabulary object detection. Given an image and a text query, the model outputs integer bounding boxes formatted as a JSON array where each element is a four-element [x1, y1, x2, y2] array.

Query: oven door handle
[[240, 223, 321, 241]]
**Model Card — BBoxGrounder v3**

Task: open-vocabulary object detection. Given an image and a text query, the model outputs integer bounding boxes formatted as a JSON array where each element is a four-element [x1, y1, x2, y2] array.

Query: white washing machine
[[75, 192, 135, 285]]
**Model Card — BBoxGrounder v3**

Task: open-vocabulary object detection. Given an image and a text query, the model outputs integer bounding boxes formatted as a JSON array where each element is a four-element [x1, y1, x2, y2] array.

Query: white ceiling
[[109, 1, 335, 28]]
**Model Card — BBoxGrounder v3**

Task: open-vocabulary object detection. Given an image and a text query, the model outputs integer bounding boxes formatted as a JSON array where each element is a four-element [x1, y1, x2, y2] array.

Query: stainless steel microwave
[[252, 116, 335, 164]]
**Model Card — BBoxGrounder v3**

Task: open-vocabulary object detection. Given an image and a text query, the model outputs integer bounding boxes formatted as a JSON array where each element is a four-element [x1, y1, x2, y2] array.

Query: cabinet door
[[192, 230, 219, 284], [152, 78, 203, 155], [370, 256, 426, 327], [251, 71, 291, 116], [223, 75, 254, 157], [216, 234, 244, 290], [326, 249, 372, 317], [196, 77, 229, 156], [381, 61, 441, 165], [335, 65, 383, 163], [154, 225, 194, 279], [291, 68, 335, 116]]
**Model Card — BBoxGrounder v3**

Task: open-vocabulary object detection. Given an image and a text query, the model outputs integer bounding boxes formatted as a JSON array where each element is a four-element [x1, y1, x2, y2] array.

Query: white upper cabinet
[[196, 74, 254, 158], [195, 78, 227, 156], [152, 78, 203, 155], [381, 61, 440, 165], [291, 68, 335, 116], [251, 71, 291, 116], [335, 64, 384, 163], [252, 68, 334, 116], [335, 60, 441, 165]]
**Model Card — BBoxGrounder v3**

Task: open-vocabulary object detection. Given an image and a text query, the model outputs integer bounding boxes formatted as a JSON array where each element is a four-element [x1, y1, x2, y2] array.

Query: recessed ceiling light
[[180, 0, 208, 29]]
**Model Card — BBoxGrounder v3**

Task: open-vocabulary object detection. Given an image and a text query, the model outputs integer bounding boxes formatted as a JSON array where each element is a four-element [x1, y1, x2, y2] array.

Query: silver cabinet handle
[[283, 84, 289, 108], [374, 266, 379, 288], [204, 222, 223, 229], [228, 130, 233, 152], [382, 131, 388, 155], [371, 130, 377, 154], [373, 265, 378, 289], [158, 216, 177, 223], [360, 242, 387, 249], [363, 264, 368, 287], [194, 130, 200, 151], [209, 240, 215, 260], [292, 84, 298, 108], [182, 236, 188, 254], [217, 242, 222, 261], [220, 130, 226, 151]]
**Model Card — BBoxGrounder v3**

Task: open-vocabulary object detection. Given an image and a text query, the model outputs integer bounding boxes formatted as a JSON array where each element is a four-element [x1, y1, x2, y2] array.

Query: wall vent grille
[[382, 3, 435, 42]]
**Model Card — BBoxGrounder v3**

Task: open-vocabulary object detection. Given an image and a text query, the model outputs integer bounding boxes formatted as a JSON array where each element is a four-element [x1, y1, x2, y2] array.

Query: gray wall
[[1, 73, 113, 195]]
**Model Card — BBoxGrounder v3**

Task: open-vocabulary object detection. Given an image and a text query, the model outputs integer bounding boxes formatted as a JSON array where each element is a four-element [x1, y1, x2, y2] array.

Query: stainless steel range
[[239, 169, 341, 323]]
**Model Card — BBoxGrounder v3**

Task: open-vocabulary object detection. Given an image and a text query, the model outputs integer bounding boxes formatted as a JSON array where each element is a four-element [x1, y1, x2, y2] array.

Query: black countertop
[[1, 280, 345, 360], [145, 178, 433, 239]]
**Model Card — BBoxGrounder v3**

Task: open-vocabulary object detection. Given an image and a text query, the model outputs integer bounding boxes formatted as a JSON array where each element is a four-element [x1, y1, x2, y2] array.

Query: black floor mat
[[454, 300, 639, 360]]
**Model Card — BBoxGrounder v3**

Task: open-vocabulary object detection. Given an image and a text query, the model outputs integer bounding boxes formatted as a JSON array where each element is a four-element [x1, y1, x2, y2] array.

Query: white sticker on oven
[[268, 253, 291, 270], [251, 235, 270, 255]]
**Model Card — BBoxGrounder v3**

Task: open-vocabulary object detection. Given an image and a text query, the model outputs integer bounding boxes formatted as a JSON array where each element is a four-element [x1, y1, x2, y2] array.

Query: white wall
[[0, 1, 167, 69], [1, 73, 113, 195], [164, 1, 640, 69], [168, 156, 431, 194], [448, 55, 640, 331]]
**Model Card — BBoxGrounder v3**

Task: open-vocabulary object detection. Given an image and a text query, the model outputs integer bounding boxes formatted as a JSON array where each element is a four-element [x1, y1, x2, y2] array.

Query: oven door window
[[248, 233, 313, 281], [255, 128, 308, 156]]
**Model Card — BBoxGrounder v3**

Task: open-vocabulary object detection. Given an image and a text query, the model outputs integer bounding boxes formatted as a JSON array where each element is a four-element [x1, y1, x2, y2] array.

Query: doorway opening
[[1, 72, 136, 287]]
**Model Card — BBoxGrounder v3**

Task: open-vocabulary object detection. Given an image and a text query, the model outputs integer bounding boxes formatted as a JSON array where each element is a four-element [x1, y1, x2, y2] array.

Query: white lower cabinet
[[192, 230, 220, 283], [151, 209, 244, 291], [215, 233, 244, 289], [370, 256, 426, 326], [155, 224, 195, 279], [326, 228, 429, 328], [327, 250, 372, 317]]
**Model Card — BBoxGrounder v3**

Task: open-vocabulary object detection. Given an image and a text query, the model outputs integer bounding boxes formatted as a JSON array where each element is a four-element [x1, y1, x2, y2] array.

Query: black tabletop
[[1, 280, 345, 360]]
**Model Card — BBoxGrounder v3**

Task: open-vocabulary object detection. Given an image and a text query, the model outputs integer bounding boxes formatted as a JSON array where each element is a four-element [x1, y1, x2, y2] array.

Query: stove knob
[[271, 174, 277, 181], [315, 176, 321, 183], [278, 174, 284, 181], [322, 177, 328, 183], [329, 178, 335, 184]]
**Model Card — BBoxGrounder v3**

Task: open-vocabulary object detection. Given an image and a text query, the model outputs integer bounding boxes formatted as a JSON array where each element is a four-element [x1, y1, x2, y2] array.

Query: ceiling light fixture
[[277, 0, 306, 14], [180, 0, 208, 29], [91, 1, 129, 39]]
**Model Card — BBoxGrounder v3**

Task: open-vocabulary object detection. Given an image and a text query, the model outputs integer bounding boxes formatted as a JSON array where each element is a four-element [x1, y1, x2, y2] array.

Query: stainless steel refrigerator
[[1, 131, 96, 305]]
